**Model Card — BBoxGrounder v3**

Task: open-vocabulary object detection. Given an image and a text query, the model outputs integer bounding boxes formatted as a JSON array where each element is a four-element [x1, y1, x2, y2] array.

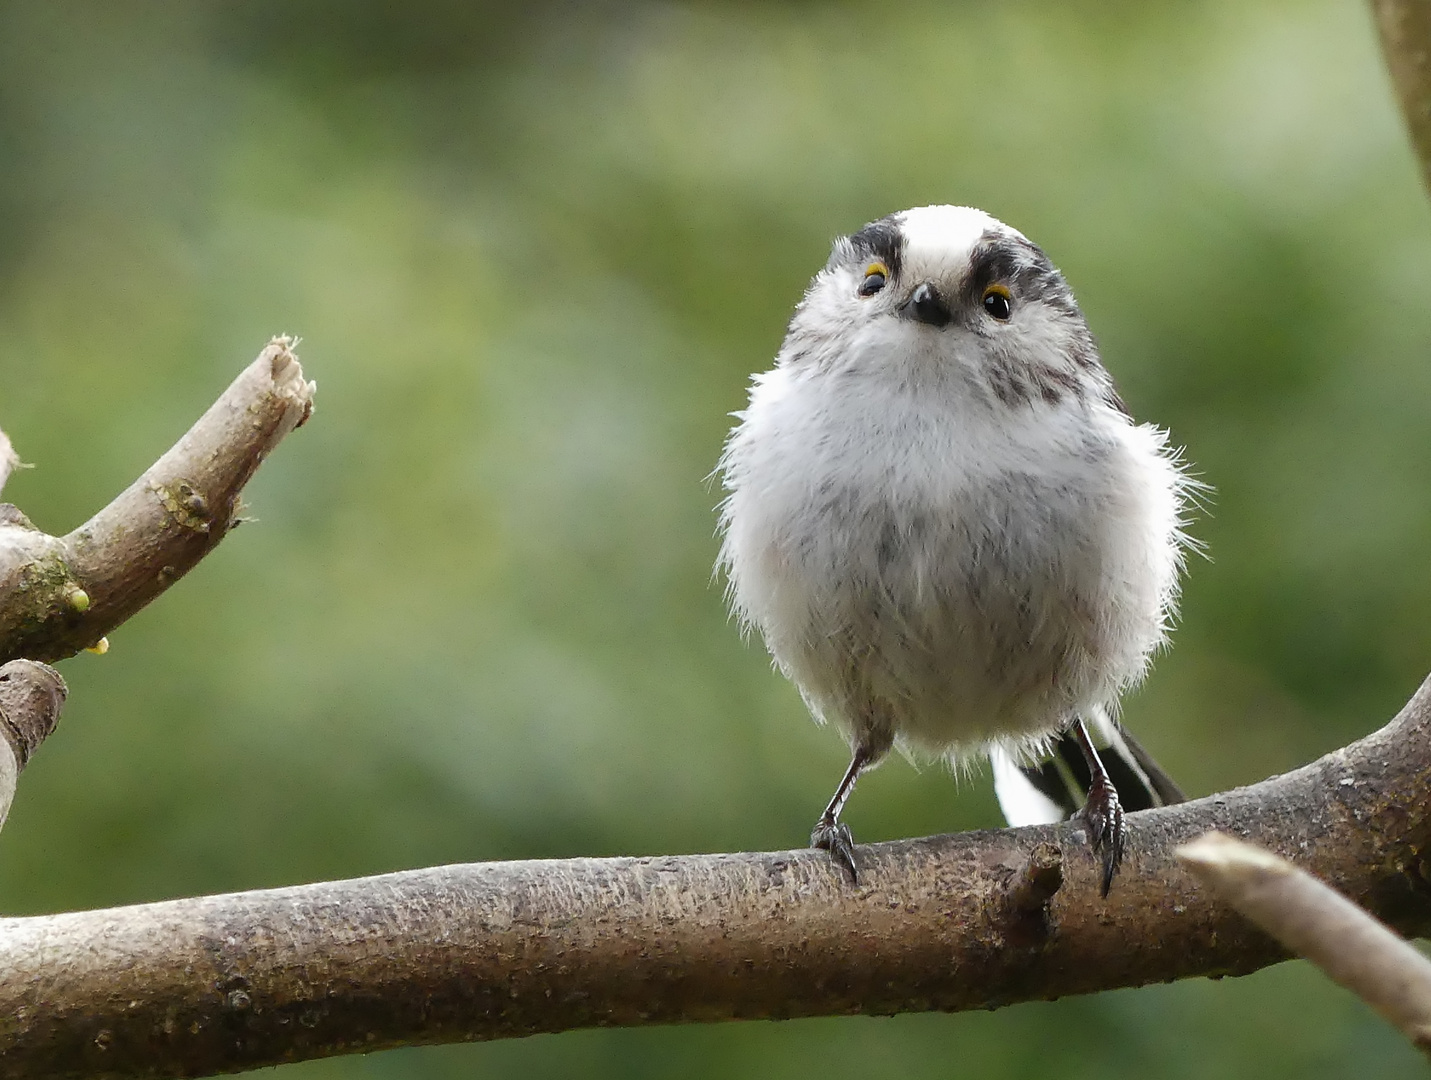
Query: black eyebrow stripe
[[962, 230, 1080, 318], [846, 218, 904, 280]]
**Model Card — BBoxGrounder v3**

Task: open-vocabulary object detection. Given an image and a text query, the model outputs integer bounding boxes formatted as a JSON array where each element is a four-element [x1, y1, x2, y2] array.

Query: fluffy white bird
[[717, 205, 1198, 894]]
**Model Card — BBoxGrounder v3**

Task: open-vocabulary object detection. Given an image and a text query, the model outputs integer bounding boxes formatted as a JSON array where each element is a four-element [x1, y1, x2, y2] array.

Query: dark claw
[[1080, 775, 1125, 897], [811, 816, 858, 883]]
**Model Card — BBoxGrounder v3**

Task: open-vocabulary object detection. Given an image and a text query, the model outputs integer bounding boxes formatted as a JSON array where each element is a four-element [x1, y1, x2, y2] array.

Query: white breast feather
[[718, 322, 1195, 766]]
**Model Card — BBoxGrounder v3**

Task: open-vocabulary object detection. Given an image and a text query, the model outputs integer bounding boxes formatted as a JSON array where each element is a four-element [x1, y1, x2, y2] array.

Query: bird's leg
[[811, 746, 873, 883], [1072, 718, 1125, 897]]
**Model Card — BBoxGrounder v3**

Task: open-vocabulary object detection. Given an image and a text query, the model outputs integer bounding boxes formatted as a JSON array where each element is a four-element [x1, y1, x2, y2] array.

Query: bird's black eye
[[982, 284, 1013, 321], [858, 262, 888, 297]]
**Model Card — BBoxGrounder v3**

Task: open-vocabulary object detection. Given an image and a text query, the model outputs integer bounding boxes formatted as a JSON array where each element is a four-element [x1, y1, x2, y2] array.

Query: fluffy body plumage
[[717, 206, 1196, 878]]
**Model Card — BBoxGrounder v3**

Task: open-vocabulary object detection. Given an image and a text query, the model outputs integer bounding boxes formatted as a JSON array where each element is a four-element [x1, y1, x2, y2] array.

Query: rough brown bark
[[2, 675, 1430, 1080], [0, 338, 315, 666], [1372, 0, 1431, 191], [1179, 832, 1431, 1057]]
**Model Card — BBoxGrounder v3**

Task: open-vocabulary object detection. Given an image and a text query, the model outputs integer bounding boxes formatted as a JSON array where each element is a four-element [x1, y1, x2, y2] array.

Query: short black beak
[[901, 283, 951, 328]]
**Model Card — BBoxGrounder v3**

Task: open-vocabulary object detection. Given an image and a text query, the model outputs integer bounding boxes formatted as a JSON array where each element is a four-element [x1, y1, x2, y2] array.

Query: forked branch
[[0, 338, 315, 666], [0, 340, 314, 834]]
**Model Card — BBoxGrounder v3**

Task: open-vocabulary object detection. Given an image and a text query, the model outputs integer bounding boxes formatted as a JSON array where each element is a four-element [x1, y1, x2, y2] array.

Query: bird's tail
[[991, 711, 1185, 826]]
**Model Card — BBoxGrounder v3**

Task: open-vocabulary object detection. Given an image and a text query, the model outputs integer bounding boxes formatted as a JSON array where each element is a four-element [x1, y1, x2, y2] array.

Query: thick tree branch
[[2, 676, 1431, 1080], [1371, 0, 1431, 192], [1179, 832, 1431, 1056], [0, 660, 66, 831], [0, 337, 315, 666]]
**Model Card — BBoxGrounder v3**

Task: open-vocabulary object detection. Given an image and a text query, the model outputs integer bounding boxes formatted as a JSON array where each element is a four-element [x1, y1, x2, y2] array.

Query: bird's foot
[[1079, 775, 1125, 897], [811, 815, 859, 883]]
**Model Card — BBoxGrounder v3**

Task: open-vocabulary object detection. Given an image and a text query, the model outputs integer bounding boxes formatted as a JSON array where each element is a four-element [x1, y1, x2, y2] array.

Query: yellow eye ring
[[982, 283, 1013, 321], [858, 262, 888, 297]]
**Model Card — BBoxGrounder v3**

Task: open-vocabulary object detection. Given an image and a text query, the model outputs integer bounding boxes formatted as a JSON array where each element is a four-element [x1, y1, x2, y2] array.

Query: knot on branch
[[149, 479, 213, 534], [1004, 842, 1064, 914], [0, 519, 91, 654], [994, 841, 1064, 947]]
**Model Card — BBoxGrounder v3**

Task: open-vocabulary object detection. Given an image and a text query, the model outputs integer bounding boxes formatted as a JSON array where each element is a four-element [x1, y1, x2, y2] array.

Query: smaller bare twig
[[0, 659, 67, 831], [1178, 831, 1431, 1057], [0, 337, 316, 665]]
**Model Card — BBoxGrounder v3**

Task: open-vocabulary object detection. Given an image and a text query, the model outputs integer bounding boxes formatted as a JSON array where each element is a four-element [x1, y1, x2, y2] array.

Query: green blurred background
[[0, 0, 1428, 1075]]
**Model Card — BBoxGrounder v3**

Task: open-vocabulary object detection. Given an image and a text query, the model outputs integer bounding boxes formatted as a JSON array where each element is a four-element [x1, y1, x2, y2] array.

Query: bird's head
[[786, 205, 1117, 412]]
